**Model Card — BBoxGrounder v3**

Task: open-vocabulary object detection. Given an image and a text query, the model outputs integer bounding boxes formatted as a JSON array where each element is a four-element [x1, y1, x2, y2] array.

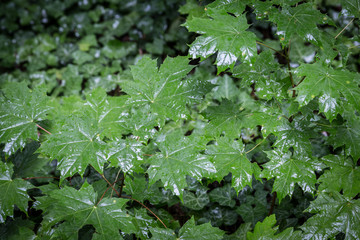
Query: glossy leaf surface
[[0, 82, 51, 155], [184, 10, 256, 72], [0, 162, 33, 223]]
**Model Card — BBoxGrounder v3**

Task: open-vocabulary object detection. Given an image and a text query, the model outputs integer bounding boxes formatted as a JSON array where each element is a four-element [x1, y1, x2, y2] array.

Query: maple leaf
[[121, 56, 194, 121], [268, 3, 329, 46], [39, 116, 108, 180], [233, 51, 291, 100], [84, 88, 129, 139], [37, 183, 135, 239], [318, 155, 360, 198], [261, 150, 323, 201], [302, 191, 360, 240], [206, 0, 250, 17], [107, 138, 144, 173], [342, 0, 360, 18], [247, 215, 302, 240], [205, 137, 260, 192], [178, 216, 225, 239], [295, 62, 360, 121], [329, 113, 360, 161], [0, 162, 33, 223], [183, 9, 257, 73], [0, 82, 51, 155], [146, 129, 216, 198], [202, 100, 249, 138]]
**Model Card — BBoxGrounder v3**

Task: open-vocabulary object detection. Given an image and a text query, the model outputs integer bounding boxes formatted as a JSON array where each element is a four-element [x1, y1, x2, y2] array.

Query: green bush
[[1, 0, 360, 239]]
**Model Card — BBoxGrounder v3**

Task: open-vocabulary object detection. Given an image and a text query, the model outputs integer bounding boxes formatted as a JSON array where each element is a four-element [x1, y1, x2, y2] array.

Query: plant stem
[[268, 192, 277, 215], [256, 41, 287, 58], [335, 18, 354, 39], [119, 173, 126, 197], [36, 124, 52, 135], [246, 136, 268, 154]]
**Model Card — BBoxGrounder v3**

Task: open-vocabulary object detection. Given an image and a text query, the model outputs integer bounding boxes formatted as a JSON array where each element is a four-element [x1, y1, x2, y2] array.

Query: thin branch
[[119, 173, 126, 197], [335, 18, 354, 39], [121, 195, 168, 229], [256, 41, 287, 58], [36, 124, 52, 135], [268, 192, 277, 215], [294, 76, 306, 87], [111, 168, 122, 198], [246, 136, 268, 154], [97, 184, 112, 206]]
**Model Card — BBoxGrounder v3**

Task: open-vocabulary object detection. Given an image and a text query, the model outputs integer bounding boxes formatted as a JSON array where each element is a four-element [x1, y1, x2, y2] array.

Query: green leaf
[[222, 222, 251, 240], [329, 114, 360, 161], [147, 129, 215, 198], [39, 116, 108, 180], [202, 100, 249, 138], [84, 88, 129, 139], [247, 215, 301, 240], [342, 0, 360, 18], [209, 183, 236, 207], [302, 191, 360, 240], [121, 56, 194, 121], [212, 75, 239, 101], [296, 62, 360, 121], [207, 0, 250, 17], [268, 3, 329, 46], [0, 162, 33, 223], [183, 188, 210, 210], [272, 119, 315, 155], [72, 50, 94, 65], [0, 82, 51, 155], [205, 137, 260, 192], [107, 139, 144, 173], [178, 216, 224, 240], [318, 155, 360, 198], [261, 150, 322, 201], [150, 227, 176, 240], [38, 184, 135, 238], [183, 10, 257, 72], [78, 35, 97, 52], [0, 218, 36, 240], [233, 51, 290, 100]]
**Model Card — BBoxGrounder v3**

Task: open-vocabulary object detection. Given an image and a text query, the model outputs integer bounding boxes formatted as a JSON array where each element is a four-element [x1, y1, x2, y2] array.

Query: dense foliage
[[1, 0, 360, 239]]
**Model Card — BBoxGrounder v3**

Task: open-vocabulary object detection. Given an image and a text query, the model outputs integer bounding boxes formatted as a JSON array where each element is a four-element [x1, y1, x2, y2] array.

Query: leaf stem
[[119, 173, 126, 197], [246, 136, 268, 154], [36, 124, 52, 135], [294, 76, 306, 87], [111, 168, 122, 198], [91, 165, 167, 229], [256, 41, 287, 58], [335, 18, 354, 39], [268, 192, 277, 215]]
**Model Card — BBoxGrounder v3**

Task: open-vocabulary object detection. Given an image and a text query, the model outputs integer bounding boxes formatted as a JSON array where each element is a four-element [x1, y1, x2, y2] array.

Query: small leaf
[[209, 183, 236, 207], [178, 216, 225, 239], [183, 189, 210, 210]]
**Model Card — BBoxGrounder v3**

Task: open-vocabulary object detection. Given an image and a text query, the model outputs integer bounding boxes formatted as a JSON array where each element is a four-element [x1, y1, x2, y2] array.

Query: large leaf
[[261, 150, 323, 201], [0, 162, 33, 223], [183, 10, 257, 72], [147, 129, 216, 198], [121, 56, 194, 121], [318, 155, 360, 198], [296, 62, 360, 121], [342, 0, 360, 18], [0, 82, 51, 155], [205, 137, 260, 192], [268, 3, 329, 46], [302, 191, 360, 240], [37, 184, 135, 239], [39, 116, 108, 180]]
